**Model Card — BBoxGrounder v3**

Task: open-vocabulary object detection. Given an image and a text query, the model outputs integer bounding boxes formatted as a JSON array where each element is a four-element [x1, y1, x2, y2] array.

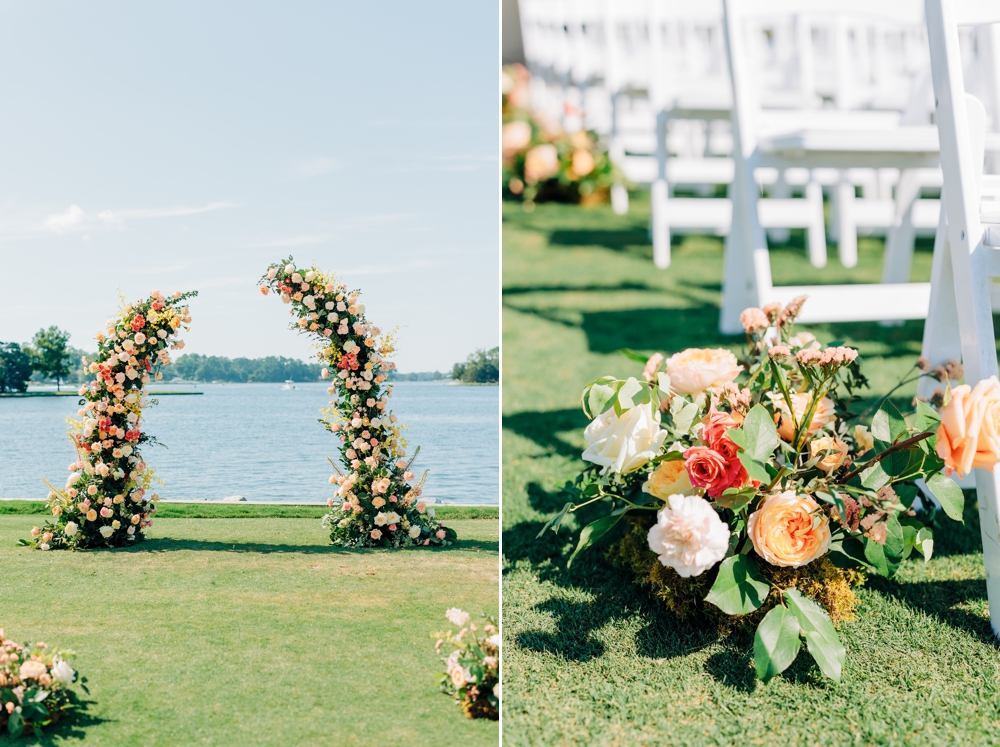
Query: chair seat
[[759, 126, 940, 155]]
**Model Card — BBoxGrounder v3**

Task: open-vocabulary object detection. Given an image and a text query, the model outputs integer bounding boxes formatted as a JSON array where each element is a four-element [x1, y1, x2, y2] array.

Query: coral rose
[[665, 348, 742, 395], [748, 491, 831, 568], [642, 459, 697, 499], [683, 445, 747, 497], [582, 402, 668, 475], [702, 408, 742, 454], [809, 436, 848, 472], [937, 376, 1000, 478], [767, 391, 835, 441], [647, 494, 729, 577]]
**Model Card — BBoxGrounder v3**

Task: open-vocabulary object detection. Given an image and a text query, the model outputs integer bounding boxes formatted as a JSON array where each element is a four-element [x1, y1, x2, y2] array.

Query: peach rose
[[809, 436, 848, 472], [937, 376, 1000, 478], [683, 446, 747, 498], [642, 353, 664, 384], [748, 491, 831, 568], [18, 660, 47, 680], [767, 391, 835, 441], [642, 460, 697, 499], [665, 348, 742, 395], [502, 120, 532, 155], [570, 149, 595, 177], [524, 144, 559, 184]]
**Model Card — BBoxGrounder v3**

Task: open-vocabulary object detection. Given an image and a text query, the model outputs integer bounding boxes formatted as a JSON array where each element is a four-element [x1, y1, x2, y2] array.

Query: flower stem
[[836, 431, 934, 484]]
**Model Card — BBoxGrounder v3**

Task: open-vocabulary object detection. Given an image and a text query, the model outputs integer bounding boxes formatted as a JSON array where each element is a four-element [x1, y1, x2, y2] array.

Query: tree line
[[0, 327, 499, 391]]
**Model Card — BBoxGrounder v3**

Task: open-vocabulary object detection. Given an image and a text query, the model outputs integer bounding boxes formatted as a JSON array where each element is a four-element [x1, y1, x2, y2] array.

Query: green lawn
[[1, 516, 499, 746], [502, 194, 1000, 746]]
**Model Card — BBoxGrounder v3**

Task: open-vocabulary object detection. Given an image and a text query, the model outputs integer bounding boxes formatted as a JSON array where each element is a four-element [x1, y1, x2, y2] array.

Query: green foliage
[[26, 326, 72, 390], [451, 347, 499, 384], [0, 342, 33, 393], [754, 604, 801, 682], [172, 353, 323, 383], [705, 555, 770, 615]]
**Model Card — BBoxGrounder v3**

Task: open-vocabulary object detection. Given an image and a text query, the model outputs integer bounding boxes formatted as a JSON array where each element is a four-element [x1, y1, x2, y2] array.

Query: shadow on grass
[[548, 228, 651, 253], [119, 538, 497, 554], [502, 281, 658, 297], [868, 576, 995, 645], [28, 697, 107, 745], [503, 410, 588, 459]]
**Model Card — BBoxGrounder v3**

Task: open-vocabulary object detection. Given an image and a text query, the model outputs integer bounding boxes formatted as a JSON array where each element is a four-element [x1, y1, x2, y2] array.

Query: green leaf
[[926, 474, 965, 522], [828, 536, 872, 570], [619, 348, 652, 364], [883, 514, 905, 560], [716, 487, 757, 510], [915, 400, 941, 433], [783, 588, 846, 682], [742, 404, 780, 461], [916, 527, 934, 561], [754, 605, 802, 682], [7, 710, 23, 737], [21, 701, 49, 721], [726, 427, 747, 449], [859, 461, 890, 491], [656, 372, 671, 398], [738, 452, 771, 484], [536, 501, 573, 539], [582, 376, 620, 419], [671, 400, 700, 436], [864, 535, 902, 578], [614, 377, 648, 414], [567, 510, 626, 567], [872, 400, 907, 444], [705, 555, 770, 615]]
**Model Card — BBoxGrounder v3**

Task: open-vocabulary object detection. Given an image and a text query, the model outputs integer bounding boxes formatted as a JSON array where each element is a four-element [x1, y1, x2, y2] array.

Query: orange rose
[[748, 490, 831, 568], [809, 436, 848, 472], [768, 392, 835, 441], [642, 460, 697, 499], [936, 376, 1000, 478]]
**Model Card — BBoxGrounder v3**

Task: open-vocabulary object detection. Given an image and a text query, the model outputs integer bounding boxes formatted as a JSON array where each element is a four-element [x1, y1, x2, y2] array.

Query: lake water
[[0, 382, 499, 504]]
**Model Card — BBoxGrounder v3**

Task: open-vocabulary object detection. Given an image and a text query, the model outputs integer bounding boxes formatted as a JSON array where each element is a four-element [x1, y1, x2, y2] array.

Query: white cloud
[[292, 156, 340, 178], [42, 200, 239, 236]]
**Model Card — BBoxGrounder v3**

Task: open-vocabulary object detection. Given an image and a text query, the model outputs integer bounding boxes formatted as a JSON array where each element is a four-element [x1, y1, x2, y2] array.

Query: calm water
[[0, 382, 499, 504]]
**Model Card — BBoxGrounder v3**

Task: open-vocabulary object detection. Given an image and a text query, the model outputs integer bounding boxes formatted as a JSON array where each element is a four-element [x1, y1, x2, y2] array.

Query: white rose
[[64, 521, 78, 536], [134, 332, 146, 344], [99, 525, 114, 538], [409, 525, 421, 539], [284, 263, 295, 273], [305, 270, 316, 282], [51, 658, 75, 687], [445, 608, 471, 627], [387, 512, 400, 524], [325, 302, 334, 310], [582, 402, 668, 474], [665, 348, 742, 395], [375, 512, 388, 526], [647, 494, 729, 577], [267, 267, 278, 280], [487, 634, 500, 648], [121, 444, 133, 457]]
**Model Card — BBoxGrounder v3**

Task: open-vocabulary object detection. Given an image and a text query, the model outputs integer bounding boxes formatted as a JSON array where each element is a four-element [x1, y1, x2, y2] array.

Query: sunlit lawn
[[502, 193, 1000, 746], [1, 515, 499, 746]]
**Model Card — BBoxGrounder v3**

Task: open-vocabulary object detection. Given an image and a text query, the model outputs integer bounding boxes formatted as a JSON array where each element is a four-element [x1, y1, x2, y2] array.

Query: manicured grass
[[1, 516, 498, 746], [502, 194, 1000, 746], [0, 500, 498, 521]]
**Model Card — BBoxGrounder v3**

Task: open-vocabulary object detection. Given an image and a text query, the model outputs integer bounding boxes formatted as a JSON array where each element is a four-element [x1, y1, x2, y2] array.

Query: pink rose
[[435, 529, 446, 540]]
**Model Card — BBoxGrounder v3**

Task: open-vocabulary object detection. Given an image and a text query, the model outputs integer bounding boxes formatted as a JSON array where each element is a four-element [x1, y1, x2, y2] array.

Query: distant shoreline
[[0, 390, 203, 398]]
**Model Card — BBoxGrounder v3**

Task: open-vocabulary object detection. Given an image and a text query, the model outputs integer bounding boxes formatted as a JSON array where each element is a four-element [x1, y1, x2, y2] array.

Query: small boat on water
[[281, 380, 295, 390]]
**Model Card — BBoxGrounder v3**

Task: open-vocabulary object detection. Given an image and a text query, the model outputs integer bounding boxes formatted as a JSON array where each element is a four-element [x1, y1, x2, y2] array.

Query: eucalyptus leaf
[[926, 473, 965, 522], [582, 376, 620, 419], [860, 461, 891, 491], [671, 400, 700, 436], [738, 452, 771, 484], [615, 377, 648, 414], [620, 347, 653, 364], [754, 605, 801, 683], [716, 487, 757, 510], [705, 555, 770, 615], [742, 404, 780, 461], [784, 588, 846, 682], [872, 400, 907, 444], [536, 501, 574, 539], [915, 399, 941, 433]]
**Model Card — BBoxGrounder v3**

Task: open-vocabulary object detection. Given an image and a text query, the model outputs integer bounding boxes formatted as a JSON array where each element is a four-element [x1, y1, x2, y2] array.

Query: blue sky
[[0, 1, 498, 372]]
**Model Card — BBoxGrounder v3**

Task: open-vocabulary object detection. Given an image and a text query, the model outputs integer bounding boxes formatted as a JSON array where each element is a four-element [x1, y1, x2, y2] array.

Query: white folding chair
[[920, 0, 1000, 635], [719, 0, 944, 334]]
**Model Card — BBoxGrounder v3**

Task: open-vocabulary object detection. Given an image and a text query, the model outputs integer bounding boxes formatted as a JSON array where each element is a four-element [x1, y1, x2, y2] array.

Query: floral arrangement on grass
[[0, 629, 86, 737], [432, 609, 499, 720], [23, 291, 196, 550], [502, 64, 622, 208], [539, 297, 994, 683], [259, 257, 455, 548]]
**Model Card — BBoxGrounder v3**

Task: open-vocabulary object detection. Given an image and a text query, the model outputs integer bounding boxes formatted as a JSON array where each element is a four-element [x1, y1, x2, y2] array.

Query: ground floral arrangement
[[540, 297, 998, 682], [433, 609, 499, 720], [24, 291, 196, 550], [260, 258, 455, 548], [502, 64, 622, 208], [0, 629, 86, 737]]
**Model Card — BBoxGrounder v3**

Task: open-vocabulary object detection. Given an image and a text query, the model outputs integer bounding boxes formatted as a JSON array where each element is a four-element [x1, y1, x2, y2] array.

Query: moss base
[[608, 514, 866, 633]]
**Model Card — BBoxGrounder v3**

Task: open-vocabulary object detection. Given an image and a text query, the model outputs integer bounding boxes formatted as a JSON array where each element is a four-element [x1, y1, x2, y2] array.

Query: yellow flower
[[809, 436, 848, 472], [642, 460, 697, 499]]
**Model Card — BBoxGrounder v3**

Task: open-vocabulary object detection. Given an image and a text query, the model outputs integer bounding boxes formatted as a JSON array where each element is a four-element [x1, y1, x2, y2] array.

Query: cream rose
[[502, 120, 532, 154], [665, 348, 742, 395], [642, 460, 697, 499], [767, 391, 835, 441], [748, 491, 831, 568], [937, 377, 1000, 478], [646, 494, 729, 577], [51, 658, 75, 687], [809, 436, 848, 472], [582, 402, 668, 475]]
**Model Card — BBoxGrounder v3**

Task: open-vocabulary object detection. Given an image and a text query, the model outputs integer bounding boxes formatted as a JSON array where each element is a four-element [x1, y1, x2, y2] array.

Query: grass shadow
[[866, 576, 996, 645], [26, 697, 107, 745], [548, 228, 651, 253], [502, 410, 587, 459], [121, 538, 495, 554]]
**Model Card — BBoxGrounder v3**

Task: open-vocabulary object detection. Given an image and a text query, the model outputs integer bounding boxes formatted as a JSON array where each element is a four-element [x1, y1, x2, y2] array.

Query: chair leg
[[652, 110, 671, 268], [976, 471, 1000, 638], [720, 159, 767, 335], [883, 168, 922, 284], [836, 176, 858, 268], [805, 181, 828, 269], [611, 183, 629, 216], [918, 212, 960, 400], [768, 172, 791, 244]]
